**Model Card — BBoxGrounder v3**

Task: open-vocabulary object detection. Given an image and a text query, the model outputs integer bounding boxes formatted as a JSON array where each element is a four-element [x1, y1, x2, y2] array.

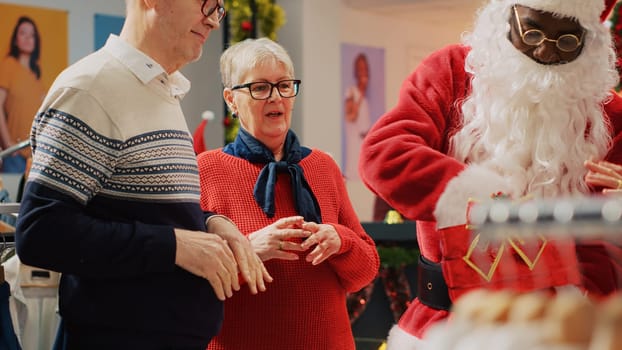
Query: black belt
[[417, 255, 452, 311]]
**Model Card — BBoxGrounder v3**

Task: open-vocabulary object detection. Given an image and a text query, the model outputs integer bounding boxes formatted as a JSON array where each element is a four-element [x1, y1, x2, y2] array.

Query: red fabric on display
[[576, 241, 622, 298]]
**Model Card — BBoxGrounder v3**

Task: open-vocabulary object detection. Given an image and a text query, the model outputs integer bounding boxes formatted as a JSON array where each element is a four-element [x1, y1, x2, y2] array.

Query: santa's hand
[[434, 164, 518, 229], [584, 160, 622, 192]]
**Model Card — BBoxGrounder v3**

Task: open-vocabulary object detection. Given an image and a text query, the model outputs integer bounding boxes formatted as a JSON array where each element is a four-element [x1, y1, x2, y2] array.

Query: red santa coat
[[360, 43, 622, 340]]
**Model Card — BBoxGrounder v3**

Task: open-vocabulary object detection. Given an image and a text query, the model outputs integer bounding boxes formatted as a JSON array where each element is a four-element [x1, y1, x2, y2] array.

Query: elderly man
[[359, 0, 622, 348], [15, 1, 271, 349]]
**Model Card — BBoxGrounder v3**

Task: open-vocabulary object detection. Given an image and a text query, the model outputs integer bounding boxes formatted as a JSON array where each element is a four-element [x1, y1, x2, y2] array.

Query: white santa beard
[[449, 5, 616, 198]]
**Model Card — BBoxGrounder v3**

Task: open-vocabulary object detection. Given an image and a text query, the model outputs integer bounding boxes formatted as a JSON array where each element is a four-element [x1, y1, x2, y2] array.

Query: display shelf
[[352, 221, 419, 349], [361, 221, 418, 243]]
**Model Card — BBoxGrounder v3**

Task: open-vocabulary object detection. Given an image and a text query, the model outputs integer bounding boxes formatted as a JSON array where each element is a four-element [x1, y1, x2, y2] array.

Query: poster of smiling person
[[0, 3, 67, 174], [341, 43, 385, 182]]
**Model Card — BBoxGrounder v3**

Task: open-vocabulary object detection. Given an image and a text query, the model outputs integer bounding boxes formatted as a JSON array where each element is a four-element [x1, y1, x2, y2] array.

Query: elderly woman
[[197, 38, 380, 350]]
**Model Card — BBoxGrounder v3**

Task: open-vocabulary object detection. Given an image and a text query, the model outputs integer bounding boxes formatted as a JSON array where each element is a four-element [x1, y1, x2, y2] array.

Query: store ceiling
[[341, 0, 485, 21], [341, 0, 433, 6]]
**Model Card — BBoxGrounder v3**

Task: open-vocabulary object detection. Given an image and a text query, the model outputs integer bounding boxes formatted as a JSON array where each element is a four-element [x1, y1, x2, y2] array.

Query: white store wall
[[277, 0, 479, 221], [331, 2, 479, 220], [1, 0, 481, 221]]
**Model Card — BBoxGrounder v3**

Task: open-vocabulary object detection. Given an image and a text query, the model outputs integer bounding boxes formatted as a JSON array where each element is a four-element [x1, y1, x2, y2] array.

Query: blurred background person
[[343, 52, 371, 181], [0, 16, 45, 173], [198, 37, 379, 350]]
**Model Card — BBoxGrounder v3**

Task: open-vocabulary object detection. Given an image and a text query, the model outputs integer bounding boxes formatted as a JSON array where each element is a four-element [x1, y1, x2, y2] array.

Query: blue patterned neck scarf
[[223, 127, 322, 223]]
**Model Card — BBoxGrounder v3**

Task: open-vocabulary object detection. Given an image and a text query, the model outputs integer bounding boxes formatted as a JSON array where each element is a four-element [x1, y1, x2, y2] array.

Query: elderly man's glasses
[[512, 5, 584, 53], [202, 0, 226, 22], [231, 79, 301, 100]]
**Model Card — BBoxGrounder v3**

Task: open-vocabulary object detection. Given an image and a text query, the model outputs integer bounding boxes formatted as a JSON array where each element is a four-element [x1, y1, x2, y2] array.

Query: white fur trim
[[512, 0, 604, 26], [201, 110, 215, 121], [434, 164, 515, 229], [386, 325, 425, 350]]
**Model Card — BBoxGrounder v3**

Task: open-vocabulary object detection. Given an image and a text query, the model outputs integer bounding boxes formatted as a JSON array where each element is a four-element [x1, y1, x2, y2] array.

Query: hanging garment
[[0, 279, 21, 350], [4, 256, 60, 350]]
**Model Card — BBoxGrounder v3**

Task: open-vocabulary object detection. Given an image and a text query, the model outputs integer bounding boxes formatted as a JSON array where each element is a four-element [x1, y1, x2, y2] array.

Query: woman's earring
[[228, 104, 237, 118]]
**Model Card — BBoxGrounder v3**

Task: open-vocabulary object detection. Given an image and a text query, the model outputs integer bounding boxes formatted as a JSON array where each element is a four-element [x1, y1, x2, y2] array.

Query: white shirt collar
[[102, 34, 191, 98]]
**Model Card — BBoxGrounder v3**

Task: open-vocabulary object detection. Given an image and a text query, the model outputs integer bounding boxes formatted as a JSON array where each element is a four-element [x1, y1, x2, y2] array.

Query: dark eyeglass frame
[[202, 0, 226, 22], [512, 5, 584, 53], [231, 79, 302, 100]]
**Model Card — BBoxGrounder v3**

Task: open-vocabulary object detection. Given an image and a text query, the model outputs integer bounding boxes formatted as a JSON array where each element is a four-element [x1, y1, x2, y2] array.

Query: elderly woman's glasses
[[512, 5, 584, 52], [202, 0, 226, 22], [231, 79, 301, 100]]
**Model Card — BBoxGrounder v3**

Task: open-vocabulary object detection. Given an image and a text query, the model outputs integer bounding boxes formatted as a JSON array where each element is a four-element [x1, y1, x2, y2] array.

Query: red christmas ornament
[[379, 266, 413, 322], [346, 280, 375, 324], [241, 20, 253, 32]]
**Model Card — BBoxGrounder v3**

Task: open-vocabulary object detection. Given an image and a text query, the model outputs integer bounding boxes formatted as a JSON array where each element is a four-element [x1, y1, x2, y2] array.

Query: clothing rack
[[0, 140, 30, 160], [0, 232, 15, 285], [469, 196, 622, 240], [0, 203, 19, 234], [0, 203, 19, 285]]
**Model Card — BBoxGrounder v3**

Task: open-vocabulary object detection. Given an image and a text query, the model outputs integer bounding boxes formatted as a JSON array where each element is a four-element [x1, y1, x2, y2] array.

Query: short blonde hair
[[220, 38, 295, 88]]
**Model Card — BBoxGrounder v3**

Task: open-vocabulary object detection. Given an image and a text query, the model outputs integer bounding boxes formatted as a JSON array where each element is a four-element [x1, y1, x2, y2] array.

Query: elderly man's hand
[[207, 215, 273, 295], [174, 228, 239, 301]]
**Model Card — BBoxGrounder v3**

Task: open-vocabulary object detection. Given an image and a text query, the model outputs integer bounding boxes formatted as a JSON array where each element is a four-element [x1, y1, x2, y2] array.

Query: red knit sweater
[[198, 149, 380, 350]]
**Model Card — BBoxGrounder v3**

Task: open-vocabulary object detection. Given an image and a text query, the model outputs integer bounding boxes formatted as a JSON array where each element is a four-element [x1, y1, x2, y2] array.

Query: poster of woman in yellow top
[[0, 3, 67, 174]]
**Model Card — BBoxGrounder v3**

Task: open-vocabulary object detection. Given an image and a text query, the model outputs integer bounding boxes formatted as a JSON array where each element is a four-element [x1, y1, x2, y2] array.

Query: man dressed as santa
[[359, 0, 622, 348]]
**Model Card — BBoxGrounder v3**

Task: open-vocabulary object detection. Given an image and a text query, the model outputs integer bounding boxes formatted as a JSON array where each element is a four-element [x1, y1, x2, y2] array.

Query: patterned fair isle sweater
[[198, 149, 380, 350], [15, 35, 222, 348]]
